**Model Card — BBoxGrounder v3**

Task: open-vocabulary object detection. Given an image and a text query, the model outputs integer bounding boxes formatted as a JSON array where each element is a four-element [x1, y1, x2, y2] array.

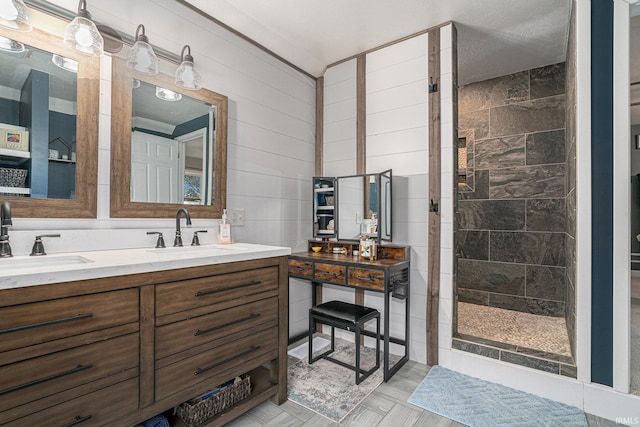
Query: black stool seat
[[310, 300, 379, 324], [309, 300, 380, 384]]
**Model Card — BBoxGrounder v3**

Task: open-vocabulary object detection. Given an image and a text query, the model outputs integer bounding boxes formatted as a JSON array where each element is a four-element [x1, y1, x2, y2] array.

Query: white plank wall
[[364, 33, 430, 364], [322, 60, 358, 177]]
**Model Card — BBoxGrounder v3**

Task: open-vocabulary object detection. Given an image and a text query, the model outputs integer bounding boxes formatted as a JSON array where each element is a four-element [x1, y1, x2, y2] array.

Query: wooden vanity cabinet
[[0, 256, 288, 427]]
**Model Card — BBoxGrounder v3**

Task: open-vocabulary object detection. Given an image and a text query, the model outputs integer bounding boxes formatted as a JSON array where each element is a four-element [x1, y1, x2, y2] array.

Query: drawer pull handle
[[0, 313, 93, 336], [355, 275, 376, 281], [194, 313, 260, 336], [317, 270, 339, 277], [194, 346, 260, 375], [61, 415, 92, 427], [195, 280, 261, 297], [291, 266, 305, 271], [0, 364, 93, 397]]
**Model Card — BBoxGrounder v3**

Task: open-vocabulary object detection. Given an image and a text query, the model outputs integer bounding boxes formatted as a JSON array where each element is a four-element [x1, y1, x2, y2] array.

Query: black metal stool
[[309, 300, 380, 384]]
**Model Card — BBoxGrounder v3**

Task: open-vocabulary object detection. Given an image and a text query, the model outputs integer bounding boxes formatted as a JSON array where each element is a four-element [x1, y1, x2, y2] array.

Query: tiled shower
[[453, 50, 577, 375]]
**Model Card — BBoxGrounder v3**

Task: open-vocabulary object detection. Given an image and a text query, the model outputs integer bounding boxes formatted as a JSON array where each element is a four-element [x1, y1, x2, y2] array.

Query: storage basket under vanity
[[175, 374, 251, 427]]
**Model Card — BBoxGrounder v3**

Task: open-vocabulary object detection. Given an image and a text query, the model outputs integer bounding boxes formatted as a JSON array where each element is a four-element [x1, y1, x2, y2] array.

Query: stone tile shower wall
[[564, 3, 577, 356], [457, 63, 567, 317]]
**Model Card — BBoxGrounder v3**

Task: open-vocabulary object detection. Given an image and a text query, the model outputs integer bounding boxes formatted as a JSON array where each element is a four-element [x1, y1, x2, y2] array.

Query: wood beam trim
[[426, 27, 442, 367]]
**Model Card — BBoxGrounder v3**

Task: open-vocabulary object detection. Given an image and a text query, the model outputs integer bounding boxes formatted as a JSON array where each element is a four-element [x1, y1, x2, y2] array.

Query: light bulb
[[75, 26, 93, 47]]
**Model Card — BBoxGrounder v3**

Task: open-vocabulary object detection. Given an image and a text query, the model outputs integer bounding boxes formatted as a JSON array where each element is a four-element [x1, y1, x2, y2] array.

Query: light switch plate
[[228, 208, 245, 226]]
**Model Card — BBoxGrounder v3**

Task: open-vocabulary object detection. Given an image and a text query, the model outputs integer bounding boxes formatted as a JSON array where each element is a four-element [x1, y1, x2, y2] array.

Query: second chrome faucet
[[174, 208, 192, 247]]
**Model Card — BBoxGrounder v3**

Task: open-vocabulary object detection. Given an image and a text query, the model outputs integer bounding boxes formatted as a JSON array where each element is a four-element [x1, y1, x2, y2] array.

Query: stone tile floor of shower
[[454, 302, 575, 376]]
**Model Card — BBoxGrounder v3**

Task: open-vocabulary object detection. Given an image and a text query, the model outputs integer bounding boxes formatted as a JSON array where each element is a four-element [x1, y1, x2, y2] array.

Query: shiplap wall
[[13, 1, 316, 335], [321, 34, 430, 363]]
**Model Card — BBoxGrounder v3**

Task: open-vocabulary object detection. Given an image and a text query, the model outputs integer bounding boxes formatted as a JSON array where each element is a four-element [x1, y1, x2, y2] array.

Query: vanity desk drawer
[[155, 297, 278, 360], [314, 263, 346, 284], [348, 267, 385, 290], [288, 259, 313, 279], [155, 266, 278, 320], [0, 289, 139, 353]]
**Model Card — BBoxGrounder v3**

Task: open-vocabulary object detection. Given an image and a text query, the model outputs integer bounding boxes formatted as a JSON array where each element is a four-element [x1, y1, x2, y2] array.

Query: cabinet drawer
[[314, 263, 346, 284], [0, 333, 138, 414], [155, 326, 278, 401], [156, 267, 278, 318], [288, 259, 313, 279], [0, 288, 139, 353], [348, 267, 385, 290], [7, 378, 138, 427], [156, 297, 278, 360]]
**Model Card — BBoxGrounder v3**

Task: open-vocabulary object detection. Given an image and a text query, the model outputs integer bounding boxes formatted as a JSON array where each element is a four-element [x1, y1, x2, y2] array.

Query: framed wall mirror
[[336, 169, 392, 242], [0, 26, 99, 217], [110, 57, 228, 218]]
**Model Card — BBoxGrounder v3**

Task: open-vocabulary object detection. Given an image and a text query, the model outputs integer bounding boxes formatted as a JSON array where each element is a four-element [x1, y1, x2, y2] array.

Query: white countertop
[[0, 243, 291, 290]]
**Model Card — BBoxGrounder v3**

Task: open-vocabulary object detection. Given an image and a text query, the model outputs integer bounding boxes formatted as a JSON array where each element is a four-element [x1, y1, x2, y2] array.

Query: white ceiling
[[183, 0, 572, 85]]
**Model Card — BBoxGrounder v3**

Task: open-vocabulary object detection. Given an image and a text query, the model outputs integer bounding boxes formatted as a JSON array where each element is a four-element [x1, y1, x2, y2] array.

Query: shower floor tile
[[457, 302, 572, 358]]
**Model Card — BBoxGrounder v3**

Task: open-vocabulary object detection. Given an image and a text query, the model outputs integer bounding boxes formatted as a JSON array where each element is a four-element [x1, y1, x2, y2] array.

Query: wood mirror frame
[[110, 57, 228, 218], [0, 26, 99, 218]]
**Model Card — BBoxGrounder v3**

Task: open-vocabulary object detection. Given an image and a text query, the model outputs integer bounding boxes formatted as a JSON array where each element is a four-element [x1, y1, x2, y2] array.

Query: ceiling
[[183, 0, 572, 85]]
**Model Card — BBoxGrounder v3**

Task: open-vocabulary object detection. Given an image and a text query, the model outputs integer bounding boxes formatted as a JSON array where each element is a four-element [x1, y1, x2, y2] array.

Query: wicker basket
[[0, 167, 27, 188], [176, 375, 251, 427]]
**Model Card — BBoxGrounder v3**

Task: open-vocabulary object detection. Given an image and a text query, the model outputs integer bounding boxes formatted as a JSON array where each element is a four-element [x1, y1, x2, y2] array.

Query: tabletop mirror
[[336, 169, 392, 242], [110, 57, 228, 218], [0, 26, 99, 218]]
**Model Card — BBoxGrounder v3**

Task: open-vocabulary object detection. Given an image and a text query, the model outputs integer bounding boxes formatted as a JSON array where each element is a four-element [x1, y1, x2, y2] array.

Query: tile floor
[[457, 302, 572, 357], [223, 348, 617, 426]]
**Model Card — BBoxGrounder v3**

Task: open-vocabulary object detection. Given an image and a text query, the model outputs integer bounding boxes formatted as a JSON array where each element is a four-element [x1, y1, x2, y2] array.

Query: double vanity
[[0, 244, 290, 426]]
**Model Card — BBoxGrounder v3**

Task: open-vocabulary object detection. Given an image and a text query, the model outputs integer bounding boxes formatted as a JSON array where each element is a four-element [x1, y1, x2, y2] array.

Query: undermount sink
[[2, 255, 93, 268], [147, 244, 238, 254]]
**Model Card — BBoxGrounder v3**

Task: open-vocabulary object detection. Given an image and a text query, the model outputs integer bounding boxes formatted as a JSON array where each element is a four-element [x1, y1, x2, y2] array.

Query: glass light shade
[[63, 16, 103, 56], [126, 40, 158, 75], [175, 60, 202, 90], [0, 0, 32, 31], [0, 36, 24, 53], [156, 87, 182, 102]]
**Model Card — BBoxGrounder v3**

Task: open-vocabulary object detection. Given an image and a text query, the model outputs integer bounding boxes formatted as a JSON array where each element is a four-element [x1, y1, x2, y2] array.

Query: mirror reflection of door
[[130, 80, 215, 205], [176, 128, 208, 205], [130, 131, 180, 203]]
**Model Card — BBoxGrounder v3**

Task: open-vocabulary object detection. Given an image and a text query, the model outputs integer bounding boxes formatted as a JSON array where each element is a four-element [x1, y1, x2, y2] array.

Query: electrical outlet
[[228, 208, 245, 226]]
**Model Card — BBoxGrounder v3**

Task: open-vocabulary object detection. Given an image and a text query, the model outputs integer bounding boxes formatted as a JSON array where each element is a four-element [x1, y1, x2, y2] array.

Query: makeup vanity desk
[[288, 241, 410, 381]]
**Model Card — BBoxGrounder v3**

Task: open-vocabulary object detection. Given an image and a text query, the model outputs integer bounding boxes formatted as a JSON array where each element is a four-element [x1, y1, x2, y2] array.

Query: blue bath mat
[[408, 366, 587, 427]]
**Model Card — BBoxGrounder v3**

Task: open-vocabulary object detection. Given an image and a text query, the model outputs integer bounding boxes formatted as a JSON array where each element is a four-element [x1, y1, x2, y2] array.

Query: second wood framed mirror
[[110, 57, 228, 218]]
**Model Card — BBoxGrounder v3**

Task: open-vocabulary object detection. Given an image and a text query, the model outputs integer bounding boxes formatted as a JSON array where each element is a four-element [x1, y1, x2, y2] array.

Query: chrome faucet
[[174, 208, 192, 247], [0, 201, 12, 257]]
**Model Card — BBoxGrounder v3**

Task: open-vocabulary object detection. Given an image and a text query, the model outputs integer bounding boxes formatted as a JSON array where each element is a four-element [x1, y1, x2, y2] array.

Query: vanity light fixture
[[156, 87, 182, 102], [175, 45, 202, 90], [126, 24, 158, 75], [0, 0, 31, 32], [52, 54, 78, 73], [63, 0, 103, 56], [0, 35, 24, 53]]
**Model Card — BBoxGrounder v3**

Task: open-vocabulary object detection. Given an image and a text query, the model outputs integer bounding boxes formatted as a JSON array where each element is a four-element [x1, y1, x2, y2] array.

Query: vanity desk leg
[[312, 281, 322, 333]]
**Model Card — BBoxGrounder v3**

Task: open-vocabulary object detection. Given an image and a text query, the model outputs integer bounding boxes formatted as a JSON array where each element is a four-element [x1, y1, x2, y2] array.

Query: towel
[[143, 415, 170, 427]]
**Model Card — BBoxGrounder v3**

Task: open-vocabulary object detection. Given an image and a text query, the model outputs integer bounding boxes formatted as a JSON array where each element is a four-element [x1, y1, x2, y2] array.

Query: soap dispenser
[[218, 209, 232, 244]]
